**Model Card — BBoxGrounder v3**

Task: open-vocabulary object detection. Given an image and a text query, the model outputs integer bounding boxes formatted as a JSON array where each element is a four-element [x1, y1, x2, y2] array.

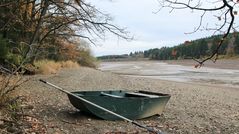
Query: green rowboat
[[68, 90, 170, 120], [40, 80, 168, 133]]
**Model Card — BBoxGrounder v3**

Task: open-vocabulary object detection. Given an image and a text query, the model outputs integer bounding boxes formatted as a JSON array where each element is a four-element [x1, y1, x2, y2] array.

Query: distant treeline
[[98, 33, 239, 61], [97, 54, 129, 60], [143, 33, 239, 60], [97, 54, 147, 61]]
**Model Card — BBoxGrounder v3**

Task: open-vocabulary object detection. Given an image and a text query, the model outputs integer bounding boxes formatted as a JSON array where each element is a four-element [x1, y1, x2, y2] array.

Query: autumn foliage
[[1, 0, 122, 71]]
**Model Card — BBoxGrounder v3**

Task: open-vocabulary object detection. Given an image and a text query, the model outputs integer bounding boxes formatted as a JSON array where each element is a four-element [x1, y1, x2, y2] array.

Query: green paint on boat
[[68, 90, 170, 120]]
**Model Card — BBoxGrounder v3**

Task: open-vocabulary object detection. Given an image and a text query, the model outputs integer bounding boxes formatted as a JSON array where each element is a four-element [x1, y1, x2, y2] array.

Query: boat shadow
[[57, 109, 103, 121], [57, 109, 163, 122]]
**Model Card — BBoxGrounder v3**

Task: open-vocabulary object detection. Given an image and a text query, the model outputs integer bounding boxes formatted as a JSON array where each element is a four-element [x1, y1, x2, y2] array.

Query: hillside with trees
[[141, 33, 239, 60], [98, 33, 239, 61]]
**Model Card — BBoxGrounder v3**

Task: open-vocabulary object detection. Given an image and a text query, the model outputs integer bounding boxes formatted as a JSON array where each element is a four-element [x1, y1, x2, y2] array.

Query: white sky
[[88, 0, 225, 56]]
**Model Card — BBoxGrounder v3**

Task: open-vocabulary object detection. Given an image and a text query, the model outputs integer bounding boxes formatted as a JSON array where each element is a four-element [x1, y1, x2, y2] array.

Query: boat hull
[[67, 90, 170, 120]]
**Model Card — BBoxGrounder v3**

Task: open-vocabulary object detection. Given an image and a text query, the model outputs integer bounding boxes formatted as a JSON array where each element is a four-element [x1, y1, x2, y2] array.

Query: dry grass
[[60, 60, 80, 68], [34, 60, 61, 75], [34, 60, 79, 75]]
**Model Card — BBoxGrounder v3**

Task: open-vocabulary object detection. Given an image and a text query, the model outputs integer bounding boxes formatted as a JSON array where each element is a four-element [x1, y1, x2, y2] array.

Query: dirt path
[[15, 66, 239, 134]]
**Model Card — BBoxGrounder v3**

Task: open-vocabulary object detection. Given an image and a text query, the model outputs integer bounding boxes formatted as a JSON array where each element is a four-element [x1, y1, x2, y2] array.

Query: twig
[[0, 119, 16, 124]]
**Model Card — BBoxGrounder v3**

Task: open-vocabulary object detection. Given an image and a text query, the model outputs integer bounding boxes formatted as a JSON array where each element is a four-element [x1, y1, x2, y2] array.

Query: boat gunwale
[[70, 90, 171, 100]]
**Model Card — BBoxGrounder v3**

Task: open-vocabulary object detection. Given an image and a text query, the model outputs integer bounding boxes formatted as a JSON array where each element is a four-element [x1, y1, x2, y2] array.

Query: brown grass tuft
[[34, 60, 79, 75], [61, 60, 80, 68], [34, 60, 61, 75]]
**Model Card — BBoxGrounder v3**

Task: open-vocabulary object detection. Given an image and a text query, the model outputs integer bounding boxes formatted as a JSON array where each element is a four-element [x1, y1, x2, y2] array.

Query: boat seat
[[125, 92, 158, 98], [100, 92, 123, 98]]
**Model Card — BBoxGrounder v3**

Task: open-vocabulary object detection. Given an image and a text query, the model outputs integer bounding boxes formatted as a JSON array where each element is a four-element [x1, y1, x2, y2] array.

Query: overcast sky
[[89, 0, 219, 56]]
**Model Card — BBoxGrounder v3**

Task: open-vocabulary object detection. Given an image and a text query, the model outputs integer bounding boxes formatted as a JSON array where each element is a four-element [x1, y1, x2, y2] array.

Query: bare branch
[[158, 0, 237, 66], [185, 11, 206, 34]]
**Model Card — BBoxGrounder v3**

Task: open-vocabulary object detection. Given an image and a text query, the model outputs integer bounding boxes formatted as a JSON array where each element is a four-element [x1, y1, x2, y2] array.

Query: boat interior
[[73, 90, 170, 98]]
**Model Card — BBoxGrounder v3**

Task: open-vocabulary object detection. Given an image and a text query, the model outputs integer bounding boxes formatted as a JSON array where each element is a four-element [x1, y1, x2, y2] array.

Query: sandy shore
[[16, 62, 239, 133]]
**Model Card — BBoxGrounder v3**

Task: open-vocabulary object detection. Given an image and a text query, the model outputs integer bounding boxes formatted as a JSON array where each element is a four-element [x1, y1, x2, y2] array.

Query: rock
[[0, 120, 5, 129], [20, 104, 34, 109], [0, 112, 5, 126], [7, 126, 19, 133]]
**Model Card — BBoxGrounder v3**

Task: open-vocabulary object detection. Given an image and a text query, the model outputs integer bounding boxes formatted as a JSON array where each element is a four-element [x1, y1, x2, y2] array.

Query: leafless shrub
[[0, 68, 27, 107]]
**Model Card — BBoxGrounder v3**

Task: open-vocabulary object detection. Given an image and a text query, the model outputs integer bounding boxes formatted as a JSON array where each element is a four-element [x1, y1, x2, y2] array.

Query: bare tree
[[157, 0, 238, 67], [0, 0, 130, 105], [0, 0, 131, 65]]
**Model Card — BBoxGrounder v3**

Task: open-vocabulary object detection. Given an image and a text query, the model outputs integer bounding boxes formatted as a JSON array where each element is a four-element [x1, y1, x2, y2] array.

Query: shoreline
[[100, 59, 239, 70], [164, 59, 239, 70]]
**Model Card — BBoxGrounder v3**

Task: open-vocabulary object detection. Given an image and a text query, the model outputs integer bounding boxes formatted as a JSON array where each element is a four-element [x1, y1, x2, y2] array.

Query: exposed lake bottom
[[99, 61, 239, 88]]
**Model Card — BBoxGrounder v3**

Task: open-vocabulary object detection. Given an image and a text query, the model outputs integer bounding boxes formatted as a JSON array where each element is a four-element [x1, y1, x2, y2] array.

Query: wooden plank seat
[[125, 92, 159, 98], [100, 92, 123, 98]]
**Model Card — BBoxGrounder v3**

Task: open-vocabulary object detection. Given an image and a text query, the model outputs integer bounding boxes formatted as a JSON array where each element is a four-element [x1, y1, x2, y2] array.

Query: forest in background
[[98, 33, 239, 61]]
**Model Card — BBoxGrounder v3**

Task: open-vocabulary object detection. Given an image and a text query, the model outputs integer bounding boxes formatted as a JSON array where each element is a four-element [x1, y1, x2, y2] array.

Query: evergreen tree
[[235, 35, 239, 54]]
